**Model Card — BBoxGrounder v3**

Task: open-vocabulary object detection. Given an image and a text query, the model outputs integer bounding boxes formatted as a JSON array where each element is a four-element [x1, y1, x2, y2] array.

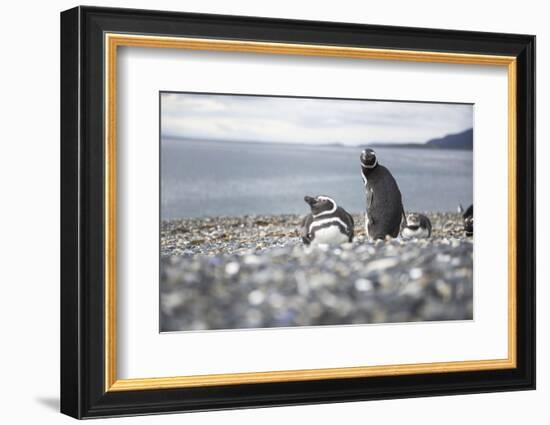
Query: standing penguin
[[360, 148, 404, 240], [301, 195, 354, 246], [401, 213, 432, 239]]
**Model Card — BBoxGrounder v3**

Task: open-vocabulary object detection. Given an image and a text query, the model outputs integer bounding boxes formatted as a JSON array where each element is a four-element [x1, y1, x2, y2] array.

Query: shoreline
[[161, 212, 467, 257]]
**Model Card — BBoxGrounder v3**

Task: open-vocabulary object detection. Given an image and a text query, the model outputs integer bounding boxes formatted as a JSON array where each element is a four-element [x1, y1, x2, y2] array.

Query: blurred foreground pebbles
[[160, 213, 473, 331]]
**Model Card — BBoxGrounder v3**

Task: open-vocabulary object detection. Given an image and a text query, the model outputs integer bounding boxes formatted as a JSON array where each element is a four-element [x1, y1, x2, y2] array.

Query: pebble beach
[[160, 213, 473, 332]]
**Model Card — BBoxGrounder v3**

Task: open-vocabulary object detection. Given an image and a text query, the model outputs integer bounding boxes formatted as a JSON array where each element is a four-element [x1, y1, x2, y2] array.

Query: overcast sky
[[161, 92, 473, 146]]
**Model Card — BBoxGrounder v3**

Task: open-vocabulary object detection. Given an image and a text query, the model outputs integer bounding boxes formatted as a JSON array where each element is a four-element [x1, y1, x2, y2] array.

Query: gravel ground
[[160, 213, 473, 331]]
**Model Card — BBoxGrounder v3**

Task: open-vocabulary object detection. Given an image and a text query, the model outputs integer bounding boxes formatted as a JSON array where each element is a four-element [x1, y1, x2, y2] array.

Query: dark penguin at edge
[[463, 204, 474, 236], [360, 148, 404, 240], [301, 195, 354, 246]]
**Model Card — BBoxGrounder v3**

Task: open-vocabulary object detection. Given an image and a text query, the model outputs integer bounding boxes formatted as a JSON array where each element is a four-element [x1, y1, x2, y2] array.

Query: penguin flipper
[[366, 189, 376, 227], [423, 215, 432, 237], [368, 213, 375, 226], [367, 187, 374, 209], [301, 214, 314, 245]]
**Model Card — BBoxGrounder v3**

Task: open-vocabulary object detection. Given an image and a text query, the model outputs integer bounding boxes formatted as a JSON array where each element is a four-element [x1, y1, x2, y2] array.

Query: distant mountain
[[425, 128, 473, 150], [367, 128, 473, 151], [165, 129, 474, 151]]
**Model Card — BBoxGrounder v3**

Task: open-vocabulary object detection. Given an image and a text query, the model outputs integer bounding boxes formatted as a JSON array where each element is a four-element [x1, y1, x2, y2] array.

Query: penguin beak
[[304, 196, 316, 206]]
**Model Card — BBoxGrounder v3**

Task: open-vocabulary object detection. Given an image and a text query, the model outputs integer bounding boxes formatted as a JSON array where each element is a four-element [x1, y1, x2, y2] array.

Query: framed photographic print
[[60, 6, 535, 419]]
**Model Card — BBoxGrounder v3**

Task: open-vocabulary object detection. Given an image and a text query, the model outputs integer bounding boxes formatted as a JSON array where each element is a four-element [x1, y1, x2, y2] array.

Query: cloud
[[160, 92, 473, 145]]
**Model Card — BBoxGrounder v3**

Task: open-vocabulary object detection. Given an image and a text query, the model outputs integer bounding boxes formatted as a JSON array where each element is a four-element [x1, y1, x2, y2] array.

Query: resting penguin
[[401, 213, 432, 239], [462, 204, 473, 237], [360, 148, 404, 240], [301, 195, 354, 246]]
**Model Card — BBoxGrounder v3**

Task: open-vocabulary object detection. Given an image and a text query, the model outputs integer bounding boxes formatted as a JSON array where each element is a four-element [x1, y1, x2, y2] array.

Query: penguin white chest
[[311, 225, 349, 245], [401, 227, 429, 239]]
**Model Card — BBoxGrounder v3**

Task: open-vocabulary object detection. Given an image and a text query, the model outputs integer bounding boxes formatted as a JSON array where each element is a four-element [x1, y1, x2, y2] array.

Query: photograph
[[159, 92, 475, 332]]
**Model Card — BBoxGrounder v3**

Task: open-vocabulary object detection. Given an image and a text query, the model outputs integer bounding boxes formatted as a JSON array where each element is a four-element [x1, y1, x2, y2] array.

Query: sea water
[[161, 138, 473, 219]]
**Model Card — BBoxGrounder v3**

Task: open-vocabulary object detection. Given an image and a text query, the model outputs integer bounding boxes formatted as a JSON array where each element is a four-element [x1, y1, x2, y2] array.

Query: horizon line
[[161, 127, 474, 148]]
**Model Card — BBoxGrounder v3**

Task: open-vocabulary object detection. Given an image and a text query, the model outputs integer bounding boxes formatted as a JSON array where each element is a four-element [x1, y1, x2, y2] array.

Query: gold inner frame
[[104, 33, 517, 392]]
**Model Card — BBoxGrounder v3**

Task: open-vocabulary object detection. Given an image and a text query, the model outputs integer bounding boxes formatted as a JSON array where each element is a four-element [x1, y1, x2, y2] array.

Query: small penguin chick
[[463, 204, 473, 237], [401, 213, 432, 239], [301, 195, 354, 246]]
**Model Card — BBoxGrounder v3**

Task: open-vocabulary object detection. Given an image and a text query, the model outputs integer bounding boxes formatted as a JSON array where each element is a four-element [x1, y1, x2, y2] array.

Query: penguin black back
[[360, 149, 404, 239], [463, 204, 473, 236]]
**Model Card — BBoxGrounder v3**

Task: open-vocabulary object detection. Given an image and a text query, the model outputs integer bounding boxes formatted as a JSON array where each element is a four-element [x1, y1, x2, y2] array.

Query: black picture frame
[[61, 5, 535, 419]]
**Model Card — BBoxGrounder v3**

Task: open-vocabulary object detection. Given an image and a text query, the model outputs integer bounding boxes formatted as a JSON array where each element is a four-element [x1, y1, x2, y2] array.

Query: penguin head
[[406, 213, 421, 229], [360, 148, 378, 168], [304, 195, 337, 216]]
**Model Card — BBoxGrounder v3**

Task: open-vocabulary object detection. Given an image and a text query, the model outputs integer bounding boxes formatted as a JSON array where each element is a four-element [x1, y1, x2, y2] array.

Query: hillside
[[425, 128, 473, 150], [369, 128, 473, 150]]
